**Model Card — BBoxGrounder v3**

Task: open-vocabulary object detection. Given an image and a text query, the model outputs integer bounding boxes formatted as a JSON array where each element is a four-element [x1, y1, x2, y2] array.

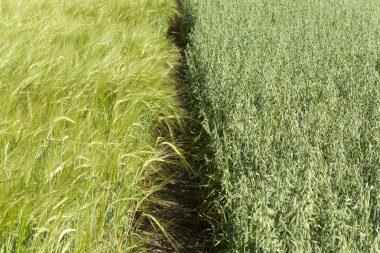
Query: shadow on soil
[[142, 1, 214, 253]]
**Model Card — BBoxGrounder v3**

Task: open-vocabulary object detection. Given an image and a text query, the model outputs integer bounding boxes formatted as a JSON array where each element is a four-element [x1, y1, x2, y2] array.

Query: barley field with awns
[[0, 0, 184, 251]]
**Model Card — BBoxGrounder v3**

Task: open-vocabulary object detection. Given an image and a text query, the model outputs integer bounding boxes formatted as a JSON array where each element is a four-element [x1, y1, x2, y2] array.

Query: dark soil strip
[[145, 170, 211, 252], [143, 2, 212, 252]]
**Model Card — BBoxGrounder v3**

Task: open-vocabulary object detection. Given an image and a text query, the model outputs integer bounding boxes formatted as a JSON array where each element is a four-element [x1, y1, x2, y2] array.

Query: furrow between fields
[[142, 3, 212, 252]]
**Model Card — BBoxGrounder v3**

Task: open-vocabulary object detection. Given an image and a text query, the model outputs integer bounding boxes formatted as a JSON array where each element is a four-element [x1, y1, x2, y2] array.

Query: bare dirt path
[[145, 170, 210, 252], [144, 3, 211, 251]]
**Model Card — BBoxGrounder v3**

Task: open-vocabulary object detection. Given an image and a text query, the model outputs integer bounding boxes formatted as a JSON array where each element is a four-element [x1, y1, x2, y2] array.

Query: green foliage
[[182, 0, 380, 252], [0, 0, 181, 251]]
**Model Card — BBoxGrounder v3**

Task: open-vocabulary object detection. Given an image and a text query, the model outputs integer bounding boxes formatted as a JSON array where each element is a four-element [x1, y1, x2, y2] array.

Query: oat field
[[182, 0, 380, 252]]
